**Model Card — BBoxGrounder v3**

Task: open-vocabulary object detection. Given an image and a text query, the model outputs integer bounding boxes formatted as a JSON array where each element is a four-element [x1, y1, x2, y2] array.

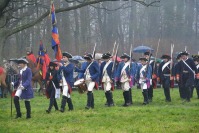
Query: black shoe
[[122, 103, 130, 107], [165, 99, 171, 102], [60, 108, 64, 112], [142, 102, 148, 105], [26, 116, 31, 119], [148, 99, 152, 102], [15, 114, 21, 119], [46, 110, 50, 113], [108, 103, 115, 107], [85, 106, 91, 109]]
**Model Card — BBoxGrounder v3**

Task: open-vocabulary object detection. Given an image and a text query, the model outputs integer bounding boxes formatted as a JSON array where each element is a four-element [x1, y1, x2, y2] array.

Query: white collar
[[21, 66, 27, 72]]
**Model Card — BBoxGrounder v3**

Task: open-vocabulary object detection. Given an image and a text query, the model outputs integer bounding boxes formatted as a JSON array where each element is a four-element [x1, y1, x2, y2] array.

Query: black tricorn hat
[[84, 53, 93, 60], [192, 55, 199, 61], [161, 54, 171, 59], [62, 52, 72, 58], [120, 53, 130, 60], [176, 52, 182, 60], [17, 58, 29, 64], [180, 51, 189, 56], [139, 57, 148, 61], [102, 52, 112, 59], [144, 51, 152, 56]]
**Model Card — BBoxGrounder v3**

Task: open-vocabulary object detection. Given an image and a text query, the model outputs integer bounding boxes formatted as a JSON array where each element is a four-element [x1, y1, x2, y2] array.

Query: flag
[[37, 40, 47, 80], [51, 3, 62, 61]]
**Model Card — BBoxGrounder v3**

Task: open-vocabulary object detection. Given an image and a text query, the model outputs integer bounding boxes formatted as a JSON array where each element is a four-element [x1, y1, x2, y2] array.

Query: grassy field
[[0, 88, 199, 133]]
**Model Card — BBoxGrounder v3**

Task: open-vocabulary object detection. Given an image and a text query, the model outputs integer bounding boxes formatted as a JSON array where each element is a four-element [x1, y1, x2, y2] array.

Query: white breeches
[[15, 89, 30, 101], [103, 82, 112, 92], [121, 81, 130, 91], [140, 82, 148, 91], [62, 85, 71, 98], [15, 89, 22, 97], [86, 81, 95, 92]]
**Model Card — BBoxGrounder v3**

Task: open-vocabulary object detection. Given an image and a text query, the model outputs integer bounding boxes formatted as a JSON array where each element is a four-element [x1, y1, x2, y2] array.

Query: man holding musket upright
[[115, 53, 135, 106], [13, 58, 34, 119], [144, 52, 157, 102], [136, 57, 152, 105], [58, 52, 74, 112], [158, 54, 175, 102], [176, 51, 199, 102], [100, 52, 114, 107]]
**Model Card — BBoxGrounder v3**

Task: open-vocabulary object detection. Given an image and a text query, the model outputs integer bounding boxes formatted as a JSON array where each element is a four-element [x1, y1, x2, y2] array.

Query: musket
[[92, 43, 96, 59], [11, 82, 13, 118], [129, 43, 133, 71], [112, 43, 119, 75], [170, 43, 174, 75], [111, 41, 116, 56], [153, 38, 161, 73], [145, 49, 153, 78], [170, 43, 175, 89]]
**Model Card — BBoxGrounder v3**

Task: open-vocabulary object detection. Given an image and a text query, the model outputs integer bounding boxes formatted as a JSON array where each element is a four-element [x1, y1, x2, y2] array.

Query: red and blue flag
[[51, 3, 62, 61]]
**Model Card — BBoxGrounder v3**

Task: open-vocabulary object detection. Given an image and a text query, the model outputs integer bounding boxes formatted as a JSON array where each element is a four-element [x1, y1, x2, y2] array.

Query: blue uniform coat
[[14, 67, 34, 99]]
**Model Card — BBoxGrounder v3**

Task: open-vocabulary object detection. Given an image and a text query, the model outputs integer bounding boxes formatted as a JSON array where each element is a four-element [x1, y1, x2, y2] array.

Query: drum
[[74, 79, 87, 94]]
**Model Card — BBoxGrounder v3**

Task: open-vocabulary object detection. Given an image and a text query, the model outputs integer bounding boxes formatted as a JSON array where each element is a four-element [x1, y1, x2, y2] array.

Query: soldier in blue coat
[[158, 54, 174, 102], [13, 58, 34, 119], [136, 57, 152, 105], [58, 52, 74, 112], [115, 53, 136, 106], [100, 53, 114, 107], [75, 53, 100, 109], [176, 51, 199, 102], [191, 55, 199, 99], [174, 52, 184, 99], [144, 52, 157, 102]]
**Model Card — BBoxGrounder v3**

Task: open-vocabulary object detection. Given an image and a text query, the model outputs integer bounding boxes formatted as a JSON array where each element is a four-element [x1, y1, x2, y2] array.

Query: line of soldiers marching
[[12, 49, 199, 119]]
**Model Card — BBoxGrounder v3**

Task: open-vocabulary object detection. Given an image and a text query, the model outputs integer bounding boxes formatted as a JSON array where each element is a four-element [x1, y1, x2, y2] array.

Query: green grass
[[0, 88, 199, 133]]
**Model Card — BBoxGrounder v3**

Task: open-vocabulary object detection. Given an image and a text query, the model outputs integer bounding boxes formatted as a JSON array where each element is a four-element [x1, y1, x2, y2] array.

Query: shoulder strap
[[162, 61, 171, 72], [182, 60, 195, 74]]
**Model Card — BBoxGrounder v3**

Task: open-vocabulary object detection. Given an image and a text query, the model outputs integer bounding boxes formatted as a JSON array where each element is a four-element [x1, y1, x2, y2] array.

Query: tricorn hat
[[144, 51, 152, 56], [17, 58, 29, 64], [139, 57, 148, 61], [176, 52, 182, 60], [192, 55, 199, 62], [180, 51, 189, 56], [102, 52, 112, 59], [84, 53, 93, 60], [62, 52, 72, 58], [161, 54, 171, 59], [120, 53, 130, 60]]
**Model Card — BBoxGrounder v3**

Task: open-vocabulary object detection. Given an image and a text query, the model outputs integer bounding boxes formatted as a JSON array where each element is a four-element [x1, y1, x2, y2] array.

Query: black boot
[[196, 87, 199, 99], [46, 98, 54, 113], [67, 98, 74, 111], [142, 90, 149, 105], [110, 91, 114, 106], [14, 96, 21, 119], [123, 91, 130, 107], [54, 99, 59, 111], [85, 91, 92, 109], [60, 96, 67, 112], [129, 88, 133, 105], [25, 101, 31, 119], [91, 92, 94, 109], [107, 91, 114, 107], [104, 92, 108, 106]]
